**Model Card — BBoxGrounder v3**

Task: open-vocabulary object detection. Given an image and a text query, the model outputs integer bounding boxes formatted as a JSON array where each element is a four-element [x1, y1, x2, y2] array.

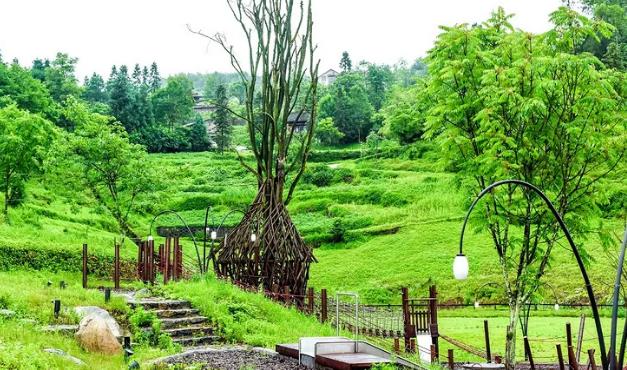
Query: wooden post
[[163, 237, 170, 284], [307, 287, 314, 314], [576, 315, 585, 363], [448, 349, 455, 370], [566, 322, 573, 347], [114, 243, 120, 290], [158, 244, 164, 273], [524, 336, 535, 370], [137, 240, 143, 278], [557, 344, 566, 370], [173, 237, 180, 280], [394, 337, 400, 354], [82, 243, 88, 289], [429, 285, 440, 359], [484, 319, 492, 363], [568, 345, 578, 370], [176, 239, 183, 279], [320, 289, 328, 322], [588, 349, 596, 370], [147, 239, 154, 284], [429, 343, 436, 363], [402, 287, 411, 353]]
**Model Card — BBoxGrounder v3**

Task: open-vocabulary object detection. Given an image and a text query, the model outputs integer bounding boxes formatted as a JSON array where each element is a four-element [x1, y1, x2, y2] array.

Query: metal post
[[105, 288, 111, 303], [484, 319, 492, 362], [82, 243, 88, 289], [576, 315, 585, 363], [53, 299, 60, 319]]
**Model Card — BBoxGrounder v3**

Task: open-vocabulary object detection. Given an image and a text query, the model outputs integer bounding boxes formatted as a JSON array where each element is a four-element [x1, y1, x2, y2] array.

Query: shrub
[[303, 165, 333, 187], [329, 219, 346, 243]]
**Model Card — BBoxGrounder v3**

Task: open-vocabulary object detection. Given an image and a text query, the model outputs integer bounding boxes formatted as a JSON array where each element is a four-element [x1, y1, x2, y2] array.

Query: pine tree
[[141, 66, 150, 86], [108, 65, 138, 132], [83, 73, 108, 103], [212, 84, 231, 153], [31, 58, 49, 81], [340, 51, 352, 72], [189, 114, 210, 151], [132, 64, 142, 87], [149, 62, 161, 91]]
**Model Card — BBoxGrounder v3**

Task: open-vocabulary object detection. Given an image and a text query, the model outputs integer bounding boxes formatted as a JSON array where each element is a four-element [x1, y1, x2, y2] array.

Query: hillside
[[1, 135, 624, 304]]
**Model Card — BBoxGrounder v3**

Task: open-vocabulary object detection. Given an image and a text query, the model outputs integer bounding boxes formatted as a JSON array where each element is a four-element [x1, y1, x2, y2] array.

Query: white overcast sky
[[0, 0, 562, 80]]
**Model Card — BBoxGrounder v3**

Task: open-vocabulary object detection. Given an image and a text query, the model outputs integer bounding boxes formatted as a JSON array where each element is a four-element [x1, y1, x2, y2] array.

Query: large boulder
[[74, 307, 122, 354], [74, 306, 122, 338]]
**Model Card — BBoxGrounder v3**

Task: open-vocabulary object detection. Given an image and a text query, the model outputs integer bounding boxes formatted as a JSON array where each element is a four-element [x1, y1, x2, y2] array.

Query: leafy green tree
[[381, 80, 429, 144], [339, 51, 352, 72], [314, 117, 344, 146], [203, 72, 225, 100], [132, 64, 142, 86], [578, 0, 627, 69], [363, 63, 394, 111], [31, 58, 50, 81], [212, 84, 231, 153], [44, 53, 82, 103], [82, 73, 108, 104], [61, 99, 153, 243], [0, 61, 56, 119], [319, 72, 373, 143], [151, 75, 194, 129], [0, 104, 55, 218], [189, 114, 210, 151], [425, 7, 626, 367]]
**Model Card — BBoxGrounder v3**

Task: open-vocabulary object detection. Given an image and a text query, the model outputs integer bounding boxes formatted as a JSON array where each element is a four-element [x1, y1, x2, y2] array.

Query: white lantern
[[453, 254, 469, 280], [210, 230, 217, 240], [474, 301, 480, 309], [251, 233, 257, 242], [147, 235, 154, 241], [554, 303, 560, 311]]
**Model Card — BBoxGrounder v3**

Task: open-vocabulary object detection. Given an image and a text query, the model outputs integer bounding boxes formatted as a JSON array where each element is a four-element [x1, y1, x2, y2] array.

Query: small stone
[[43, 348, 86, 366], [42, 324, 79, 335], [0, 309, 15, 318]]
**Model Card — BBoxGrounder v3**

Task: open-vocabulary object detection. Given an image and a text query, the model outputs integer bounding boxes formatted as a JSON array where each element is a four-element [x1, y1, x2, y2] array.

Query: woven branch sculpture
[[191, 0, 320, 296]]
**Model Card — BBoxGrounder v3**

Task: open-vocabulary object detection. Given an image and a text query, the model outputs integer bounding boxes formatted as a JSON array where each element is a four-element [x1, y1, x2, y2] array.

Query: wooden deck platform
[[276, 343, 299, 359]]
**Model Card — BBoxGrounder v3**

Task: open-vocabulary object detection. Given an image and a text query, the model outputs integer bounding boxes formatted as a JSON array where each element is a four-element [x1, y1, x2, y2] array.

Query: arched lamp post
[[206, 208, 256, 269], [148, 210, 201, 274], [473, 282, 502, 309], [454, 179, 627, 370]]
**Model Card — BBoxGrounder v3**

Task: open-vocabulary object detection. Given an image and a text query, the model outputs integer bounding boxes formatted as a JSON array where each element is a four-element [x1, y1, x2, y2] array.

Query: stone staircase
[[132, 298, 219, 347]]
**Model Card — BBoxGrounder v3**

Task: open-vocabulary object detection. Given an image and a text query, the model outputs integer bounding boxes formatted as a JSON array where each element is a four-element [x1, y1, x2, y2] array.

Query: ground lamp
[[454, 179, 627, 370]]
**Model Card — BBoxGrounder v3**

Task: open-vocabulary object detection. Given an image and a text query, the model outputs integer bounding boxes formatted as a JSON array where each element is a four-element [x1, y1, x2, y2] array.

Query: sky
[[0, 0, 563, 80]]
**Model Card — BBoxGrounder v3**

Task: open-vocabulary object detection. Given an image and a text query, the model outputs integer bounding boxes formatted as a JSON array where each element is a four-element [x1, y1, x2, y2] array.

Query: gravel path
[[159, 348, 308, 370]]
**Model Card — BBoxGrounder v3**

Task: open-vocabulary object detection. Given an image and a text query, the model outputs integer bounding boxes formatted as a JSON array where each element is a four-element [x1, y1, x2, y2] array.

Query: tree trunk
[[505, 301, 521, 370]]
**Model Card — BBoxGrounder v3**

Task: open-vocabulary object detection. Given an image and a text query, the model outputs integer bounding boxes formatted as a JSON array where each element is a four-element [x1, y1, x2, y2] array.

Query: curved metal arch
[[458, 179, 608, 368], [149, 210, 202, 274]]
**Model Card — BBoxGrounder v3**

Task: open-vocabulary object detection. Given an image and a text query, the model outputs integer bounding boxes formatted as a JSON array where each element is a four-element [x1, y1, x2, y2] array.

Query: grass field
[[0, 130, 624, 305]]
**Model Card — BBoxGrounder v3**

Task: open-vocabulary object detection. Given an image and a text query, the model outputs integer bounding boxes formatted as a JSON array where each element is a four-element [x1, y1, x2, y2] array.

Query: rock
[[75, 313, 122, 354], [74, 306, 122, 338], [42, 324, 79, 335], [43, 348, 86, 366], [0, 309, 15, 318]]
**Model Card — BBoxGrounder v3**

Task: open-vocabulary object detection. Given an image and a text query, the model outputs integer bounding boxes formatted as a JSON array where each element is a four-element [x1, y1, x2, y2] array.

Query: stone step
[[153, 308, 200, 318], [163, 326, 214, 338], [137, 300, 191, 310], [160, 316, 208, 329], [172, 335, 220, 347]]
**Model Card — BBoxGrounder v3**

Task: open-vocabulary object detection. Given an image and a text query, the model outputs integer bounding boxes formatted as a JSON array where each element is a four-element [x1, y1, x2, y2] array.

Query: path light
[[554, 303, 560, 311], [474, 301, 480, 309], [250, 233, 257, 242], [147, 235, 154, 241], [210, 230, 217, 240], [453, 254, 469, 280]]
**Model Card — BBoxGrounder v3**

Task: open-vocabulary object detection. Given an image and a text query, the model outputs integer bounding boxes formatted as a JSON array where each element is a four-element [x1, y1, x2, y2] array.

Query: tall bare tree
[[189, 0, 319, 295]]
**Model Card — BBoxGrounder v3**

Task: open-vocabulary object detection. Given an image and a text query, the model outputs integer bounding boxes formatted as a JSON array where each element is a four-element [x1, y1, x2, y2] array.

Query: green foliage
[[43, 53, 82, 103], [0, 104, 55, 218], [381, 81, 429, 144], [213, 84, 232, 153], [151, 75, 194, 128], [339, 51, 352, 72], [58, 99, 155, 240], [130, 307, 177, 351], [329, 218, 346, 242], [315, 117, 344, 146], [189, 115, 211, 152], [363, 62, 394, 111], [319, 72, 374, 143], [82, 73, 108, 104], [164, 274, 336, 347], [302, 164, 334, 187], [0, 61, 56, 119]]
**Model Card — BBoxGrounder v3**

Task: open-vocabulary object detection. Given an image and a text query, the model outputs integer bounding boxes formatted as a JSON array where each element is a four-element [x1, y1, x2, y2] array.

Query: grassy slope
[[0, 270, 174, 369], [0, 132, 623, 303]]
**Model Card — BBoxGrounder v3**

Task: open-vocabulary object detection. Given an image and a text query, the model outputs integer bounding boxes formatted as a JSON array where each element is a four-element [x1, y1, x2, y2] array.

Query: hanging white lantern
[[210, 230, 217, 240], [250, 233, 257, 242], [453, 254, 469, 280]]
